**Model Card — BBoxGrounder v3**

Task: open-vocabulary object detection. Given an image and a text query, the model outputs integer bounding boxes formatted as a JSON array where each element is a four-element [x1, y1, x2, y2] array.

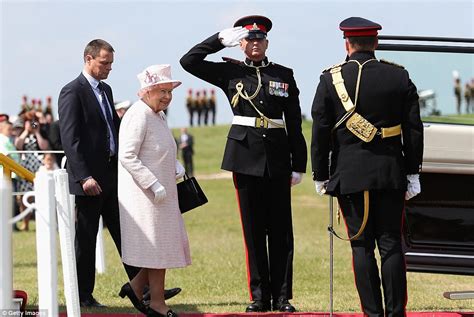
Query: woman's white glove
[[290, 172, 303, 186], [150, 181, 166, 203], [218, 27, 249, 47], [314, 180, 329, 196], [175, 160, 186, 180], [405, 174, 421, 200]]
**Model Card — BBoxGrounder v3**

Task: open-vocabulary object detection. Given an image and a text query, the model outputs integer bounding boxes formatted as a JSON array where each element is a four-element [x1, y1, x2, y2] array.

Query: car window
[[377, 37, 474, 126]]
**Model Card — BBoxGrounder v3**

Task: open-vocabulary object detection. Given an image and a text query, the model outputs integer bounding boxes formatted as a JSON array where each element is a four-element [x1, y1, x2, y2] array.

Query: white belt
[[232, 116, 285, 129]]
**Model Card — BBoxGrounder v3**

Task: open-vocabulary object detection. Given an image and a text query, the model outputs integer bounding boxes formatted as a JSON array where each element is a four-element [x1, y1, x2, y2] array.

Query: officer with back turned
[[311, 17, 424, 316], [180, 15, 307, 313]]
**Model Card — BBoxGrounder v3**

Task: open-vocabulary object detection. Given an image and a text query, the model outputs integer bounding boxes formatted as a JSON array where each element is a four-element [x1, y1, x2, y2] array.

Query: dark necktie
[[97, 82, 117, 156]]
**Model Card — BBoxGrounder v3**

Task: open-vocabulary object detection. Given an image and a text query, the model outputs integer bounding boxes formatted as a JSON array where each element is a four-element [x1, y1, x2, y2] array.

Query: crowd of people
[[185, 88, 217, 126], [1, 13, 429, 317]]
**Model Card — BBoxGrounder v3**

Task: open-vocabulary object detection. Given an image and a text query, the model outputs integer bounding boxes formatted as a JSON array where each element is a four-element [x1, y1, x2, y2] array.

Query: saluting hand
[[218, 27, 249, 47], [81, 178, 102, 196]]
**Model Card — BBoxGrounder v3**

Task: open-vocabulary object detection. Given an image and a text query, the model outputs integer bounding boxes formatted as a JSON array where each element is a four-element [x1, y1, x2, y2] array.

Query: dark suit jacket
[[180, 33, 307, 178], [311, 51, 424, 195], [179, 133, 194, 156], [58, 73, 120, 195]]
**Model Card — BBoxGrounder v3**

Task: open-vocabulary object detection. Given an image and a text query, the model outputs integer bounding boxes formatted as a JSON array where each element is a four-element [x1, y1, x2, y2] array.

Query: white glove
[[150, 181, 166, 203], [315, 180, 329, 196], [405, 174, 421, 200], [218, 27, 249, 47], [290, 172, 303, 186], [175, 160, 186, 180]]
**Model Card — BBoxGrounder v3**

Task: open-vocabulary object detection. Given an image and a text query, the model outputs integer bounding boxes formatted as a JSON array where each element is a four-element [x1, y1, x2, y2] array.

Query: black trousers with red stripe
[[337, 189, 407, 317], [233, 172, 294, 302]]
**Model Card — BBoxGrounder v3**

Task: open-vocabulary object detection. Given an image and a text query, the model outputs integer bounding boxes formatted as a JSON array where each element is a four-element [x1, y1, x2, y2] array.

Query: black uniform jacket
[[180, 33, 307, 177], [311, 51, 423, 195], [58, 73, 120, 195]]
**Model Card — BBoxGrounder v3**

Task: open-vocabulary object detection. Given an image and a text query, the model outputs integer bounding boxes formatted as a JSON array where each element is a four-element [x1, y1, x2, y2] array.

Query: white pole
[[54, 169, 80, 317], [33, 171, 58, 317], [95, 216, 106, 274], [329, 196, 334, 317], [0, 176, 13, 310]]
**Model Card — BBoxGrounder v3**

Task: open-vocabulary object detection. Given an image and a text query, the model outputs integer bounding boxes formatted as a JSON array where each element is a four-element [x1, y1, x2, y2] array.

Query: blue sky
[[1, 0, 473, 127]]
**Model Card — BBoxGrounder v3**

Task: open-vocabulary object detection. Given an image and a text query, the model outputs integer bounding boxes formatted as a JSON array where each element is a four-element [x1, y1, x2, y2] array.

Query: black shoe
[[146, 307, 178, 317], [79, 296, 107, 308], [245, 300, 271, 312], [273, 298, 296, 312], [142, 287, 182, 305], [119, 282, 147, 314]]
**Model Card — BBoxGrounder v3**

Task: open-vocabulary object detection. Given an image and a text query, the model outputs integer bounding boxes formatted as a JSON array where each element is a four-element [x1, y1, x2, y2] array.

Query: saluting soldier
[[311, 17, 424, 316], [180, 15, 307, 313]]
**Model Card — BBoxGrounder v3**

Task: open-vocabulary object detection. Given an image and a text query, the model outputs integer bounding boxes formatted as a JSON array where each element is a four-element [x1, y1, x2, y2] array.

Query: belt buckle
[[255, 117, 268, 128]]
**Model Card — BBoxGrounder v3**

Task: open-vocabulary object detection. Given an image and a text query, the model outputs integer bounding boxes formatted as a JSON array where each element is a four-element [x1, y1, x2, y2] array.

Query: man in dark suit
[[311, 18, 424, 316], [59, 39, 180, 308], [178, 127, 194, 177], [181, 15, 307, 313]]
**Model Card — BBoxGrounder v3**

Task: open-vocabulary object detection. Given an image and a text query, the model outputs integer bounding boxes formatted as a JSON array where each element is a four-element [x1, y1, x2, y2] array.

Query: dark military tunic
[[180, 33, 307, 303], [311, 51, 423, 317]]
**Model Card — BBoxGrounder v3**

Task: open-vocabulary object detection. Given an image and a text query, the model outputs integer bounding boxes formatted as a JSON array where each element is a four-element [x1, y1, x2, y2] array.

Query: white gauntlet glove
[[291, 172, 303, 186], [218, 27, 249, 47], [314, 180, 329, 196], [175, 160, 186, 180], [405, 174, 421, 200], [150, 181, 166, 203]]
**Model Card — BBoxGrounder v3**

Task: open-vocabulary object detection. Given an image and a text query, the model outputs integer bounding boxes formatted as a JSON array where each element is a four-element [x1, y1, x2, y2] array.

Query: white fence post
[[54, 169, 80, 317], [32, 171, 58, 317], [0, 176, 13, 310]]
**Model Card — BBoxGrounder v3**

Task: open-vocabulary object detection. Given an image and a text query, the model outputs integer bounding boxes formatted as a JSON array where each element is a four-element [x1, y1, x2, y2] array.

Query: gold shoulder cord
[[231, 64, 285, 129], [331, 59, 377, 131]]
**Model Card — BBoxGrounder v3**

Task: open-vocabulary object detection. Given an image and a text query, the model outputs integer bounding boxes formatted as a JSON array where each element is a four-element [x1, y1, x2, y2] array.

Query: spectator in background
[[14, 113, 50, 231], [38, 153, 59, 173], [0, 119, 21, 231], [114, 100, 132, 119], [454, 77, 462, 114], [178, 127, 194, 177]]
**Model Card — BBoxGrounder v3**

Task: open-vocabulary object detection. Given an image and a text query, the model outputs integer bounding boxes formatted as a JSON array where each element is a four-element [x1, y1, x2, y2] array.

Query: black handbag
[[177, 173, 208, 213]]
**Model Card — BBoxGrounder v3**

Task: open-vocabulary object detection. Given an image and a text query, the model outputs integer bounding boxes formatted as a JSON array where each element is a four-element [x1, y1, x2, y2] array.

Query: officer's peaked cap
[[339, 17, 381, 38], [234, 15, 272, 39]]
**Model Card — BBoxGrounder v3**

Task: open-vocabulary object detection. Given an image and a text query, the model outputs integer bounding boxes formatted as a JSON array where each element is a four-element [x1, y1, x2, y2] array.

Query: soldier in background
[[202, 89, 210, 125], [464, 82, 471, 113], [454, 77, 462, 114], [178, 127, 194, 177], [186, 89, 195, 126], [194, 90, 203, 126], [208, 89, 217, 125]]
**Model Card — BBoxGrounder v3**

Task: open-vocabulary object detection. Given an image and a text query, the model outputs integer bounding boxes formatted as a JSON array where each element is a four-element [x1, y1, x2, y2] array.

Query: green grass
[[12, 121, 474, 313], [422, 113, 474, 125]]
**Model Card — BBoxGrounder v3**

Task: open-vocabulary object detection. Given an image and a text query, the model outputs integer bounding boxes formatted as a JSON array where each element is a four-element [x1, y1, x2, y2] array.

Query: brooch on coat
[[269, 81, 289, 97]]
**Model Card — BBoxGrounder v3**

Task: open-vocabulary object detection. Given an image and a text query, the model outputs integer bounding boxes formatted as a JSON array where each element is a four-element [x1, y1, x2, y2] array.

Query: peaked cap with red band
[[234, 15, 272, 39], [339, 17, 381, 38]]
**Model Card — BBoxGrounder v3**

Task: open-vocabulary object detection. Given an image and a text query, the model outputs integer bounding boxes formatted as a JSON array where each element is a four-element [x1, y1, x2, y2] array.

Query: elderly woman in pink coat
[[118, 64, 191, 317]]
